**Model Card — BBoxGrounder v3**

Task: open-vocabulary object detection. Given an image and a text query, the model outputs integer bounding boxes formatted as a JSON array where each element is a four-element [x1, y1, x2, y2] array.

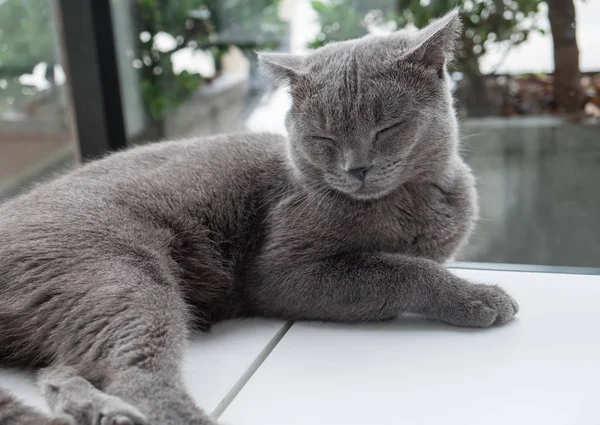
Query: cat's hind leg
[[29, 262, 220, 425], [0, 388, 73, 425]]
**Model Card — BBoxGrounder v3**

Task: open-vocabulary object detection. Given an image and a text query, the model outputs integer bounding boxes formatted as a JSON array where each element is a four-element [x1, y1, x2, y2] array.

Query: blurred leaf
[[311, 1, 328, 15]]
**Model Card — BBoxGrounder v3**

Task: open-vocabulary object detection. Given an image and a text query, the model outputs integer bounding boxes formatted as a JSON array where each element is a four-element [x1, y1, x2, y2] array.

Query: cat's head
[[259, 10, 462, 200]]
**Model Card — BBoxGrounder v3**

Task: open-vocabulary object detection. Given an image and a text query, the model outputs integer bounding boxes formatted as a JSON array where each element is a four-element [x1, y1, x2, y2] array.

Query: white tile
[[0, 368, 47, 412], [183, 319, 287, 414], [221, 270, 600, 425], [0, 319, 287, 415]]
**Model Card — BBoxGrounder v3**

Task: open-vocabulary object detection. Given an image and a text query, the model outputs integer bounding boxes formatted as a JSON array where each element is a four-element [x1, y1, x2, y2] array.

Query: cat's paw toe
[[463, 300, 497, 327], [510, 297, 520, 315], [99, 415, 132, 425], [443, 284, 518, 327], [98, 396, 147, 425], [488, 285, 518, 325], [473, 284, 518, 326]]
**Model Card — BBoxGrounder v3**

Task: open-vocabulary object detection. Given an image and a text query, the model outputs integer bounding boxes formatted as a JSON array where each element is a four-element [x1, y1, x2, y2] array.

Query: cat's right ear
[[257, 52, 306, 86], [398, 10, 462, 77]]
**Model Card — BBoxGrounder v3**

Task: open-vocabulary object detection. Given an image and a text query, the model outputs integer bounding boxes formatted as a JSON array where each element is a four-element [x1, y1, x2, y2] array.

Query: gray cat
[[0, 10, 517, 425]]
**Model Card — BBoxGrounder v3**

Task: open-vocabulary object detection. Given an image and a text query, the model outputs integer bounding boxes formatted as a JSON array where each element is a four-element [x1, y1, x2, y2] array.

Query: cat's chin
[[337, 185, 396, 201]]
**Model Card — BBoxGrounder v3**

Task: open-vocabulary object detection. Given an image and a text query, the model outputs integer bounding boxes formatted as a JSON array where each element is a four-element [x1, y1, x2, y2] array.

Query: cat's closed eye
[[305, 135, 338, 157], [310, 136, 336, 145], [376, 121, 405, 140]]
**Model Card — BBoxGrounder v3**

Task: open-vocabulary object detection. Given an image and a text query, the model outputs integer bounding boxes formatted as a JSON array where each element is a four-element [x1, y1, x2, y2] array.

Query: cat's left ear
[[257, 52, 306, 85], [400, 10, 462, 77]]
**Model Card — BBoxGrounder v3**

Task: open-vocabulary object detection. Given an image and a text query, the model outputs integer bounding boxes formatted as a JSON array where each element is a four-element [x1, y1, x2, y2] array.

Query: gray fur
[[0, 11, 517, 425], [0, 389, 73, 425]]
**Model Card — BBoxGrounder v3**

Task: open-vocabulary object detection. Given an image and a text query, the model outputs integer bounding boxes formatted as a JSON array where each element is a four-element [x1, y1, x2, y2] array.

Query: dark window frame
[[56, 0, 127, 161]]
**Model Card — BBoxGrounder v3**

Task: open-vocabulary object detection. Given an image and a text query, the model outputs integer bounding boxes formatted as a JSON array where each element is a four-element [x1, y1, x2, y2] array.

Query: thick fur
[[0, 11, 517, 425], [0, 389, 72, 425]]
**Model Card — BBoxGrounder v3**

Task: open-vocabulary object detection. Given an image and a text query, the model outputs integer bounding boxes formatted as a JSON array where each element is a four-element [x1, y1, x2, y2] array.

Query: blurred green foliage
[[0, 0, 55, 72], [134, 0, 285, 123], [309, 0, 543, 76], [0, 0, 284, 124], [308, 0, 396, 48]]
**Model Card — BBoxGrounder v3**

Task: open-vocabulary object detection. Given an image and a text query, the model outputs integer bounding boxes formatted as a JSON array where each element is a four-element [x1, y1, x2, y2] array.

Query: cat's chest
[[272, 183, 464, 259], [350, 187, 454, 251]]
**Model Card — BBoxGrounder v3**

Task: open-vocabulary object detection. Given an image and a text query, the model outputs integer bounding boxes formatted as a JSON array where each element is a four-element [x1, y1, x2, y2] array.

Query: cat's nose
[[347, 166, 372, 181]]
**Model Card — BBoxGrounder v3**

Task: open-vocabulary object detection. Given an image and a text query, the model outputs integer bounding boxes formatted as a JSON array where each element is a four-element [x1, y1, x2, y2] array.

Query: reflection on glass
[[460, 117, 600, 268], [0, 0, 77, 202]]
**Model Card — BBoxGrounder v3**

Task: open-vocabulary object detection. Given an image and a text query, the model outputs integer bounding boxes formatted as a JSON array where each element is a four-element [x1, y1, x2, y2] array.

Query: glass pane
[[110, 0, 600, 269], [0, 0, 78, 203], [110, 0, 289, 143]]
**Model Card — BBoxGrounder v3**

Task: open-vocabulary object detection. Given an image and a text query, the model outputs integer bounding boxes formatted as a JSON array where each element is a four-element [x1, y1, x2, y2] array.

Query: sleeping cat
[[0, 10, 518, 425]]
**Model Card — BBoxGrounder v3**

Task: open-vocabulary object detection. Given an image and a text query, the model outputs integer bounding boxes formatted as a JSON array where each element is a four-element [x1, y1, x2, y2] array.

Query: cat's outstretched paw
[[440, 283, 519, 327]]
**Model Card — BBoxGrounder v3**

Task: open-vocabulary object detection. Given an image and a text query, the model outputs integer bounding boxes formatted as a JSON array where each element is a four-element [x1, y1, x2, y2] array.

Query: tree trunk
[[149, 119, 166, 140], [456, 34, 496, 118], [547, 0, 582, 114]]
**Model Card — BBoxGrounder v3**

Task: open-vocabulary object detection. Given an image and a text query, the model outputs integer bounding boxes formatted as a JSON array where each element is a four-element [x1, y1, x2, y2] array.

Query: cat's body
[[0, 131, 472, 357], [0, 11, 517, 425], [0, 134, 284, 357]]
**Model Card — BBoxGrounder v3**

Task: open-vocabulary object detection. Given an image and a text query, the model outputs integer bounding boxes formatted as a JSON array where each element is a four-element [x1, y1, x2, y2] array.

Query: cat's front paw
[[439, 283, 519, 328]]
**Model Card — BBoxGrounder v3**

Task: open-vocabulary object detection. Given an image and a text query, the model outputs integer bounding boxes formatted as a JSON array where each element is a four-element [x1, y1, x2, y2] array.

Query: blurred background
[[0, 0, 598, 271]]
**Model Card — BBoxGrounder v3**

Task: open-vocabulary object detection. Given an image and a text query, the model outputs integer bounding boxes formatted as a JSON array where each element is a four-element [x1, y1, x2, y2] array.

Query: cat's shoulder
[[110, 132, 286, 161], [69, 132, 288, 181]]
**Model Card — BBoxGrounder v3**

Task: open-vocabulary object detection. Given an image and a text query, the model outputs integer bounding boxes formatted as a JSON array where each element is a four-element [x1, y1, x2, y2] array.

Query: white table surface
[[2, 270, 599, 425], [221, 269, 600, 425]]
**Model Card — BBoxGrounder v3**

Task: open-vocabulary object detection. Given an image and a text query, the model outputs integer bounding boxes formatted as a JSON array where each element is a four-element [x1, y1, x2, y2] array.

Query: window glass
[[0, 0, 78, 203], [112, 0, 600, 268], [110, 0, 288, 143]]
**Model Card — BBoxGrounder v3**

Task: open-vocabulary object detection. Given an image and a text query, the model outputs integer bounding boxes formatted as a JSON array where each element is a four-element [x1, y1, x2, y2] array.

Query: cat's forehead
[[308, 31, 418, 74], [313, 31, 417, 59], [300, 49, 424, 119], [303, 36, 431, 101]]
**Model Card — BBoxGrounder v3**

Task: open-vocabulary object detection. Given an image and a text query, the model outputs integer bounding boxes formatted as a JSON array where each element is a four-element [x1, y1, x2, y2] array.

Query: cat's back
[[0, 133, 289, 277], [0, 132, 287, 220]]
